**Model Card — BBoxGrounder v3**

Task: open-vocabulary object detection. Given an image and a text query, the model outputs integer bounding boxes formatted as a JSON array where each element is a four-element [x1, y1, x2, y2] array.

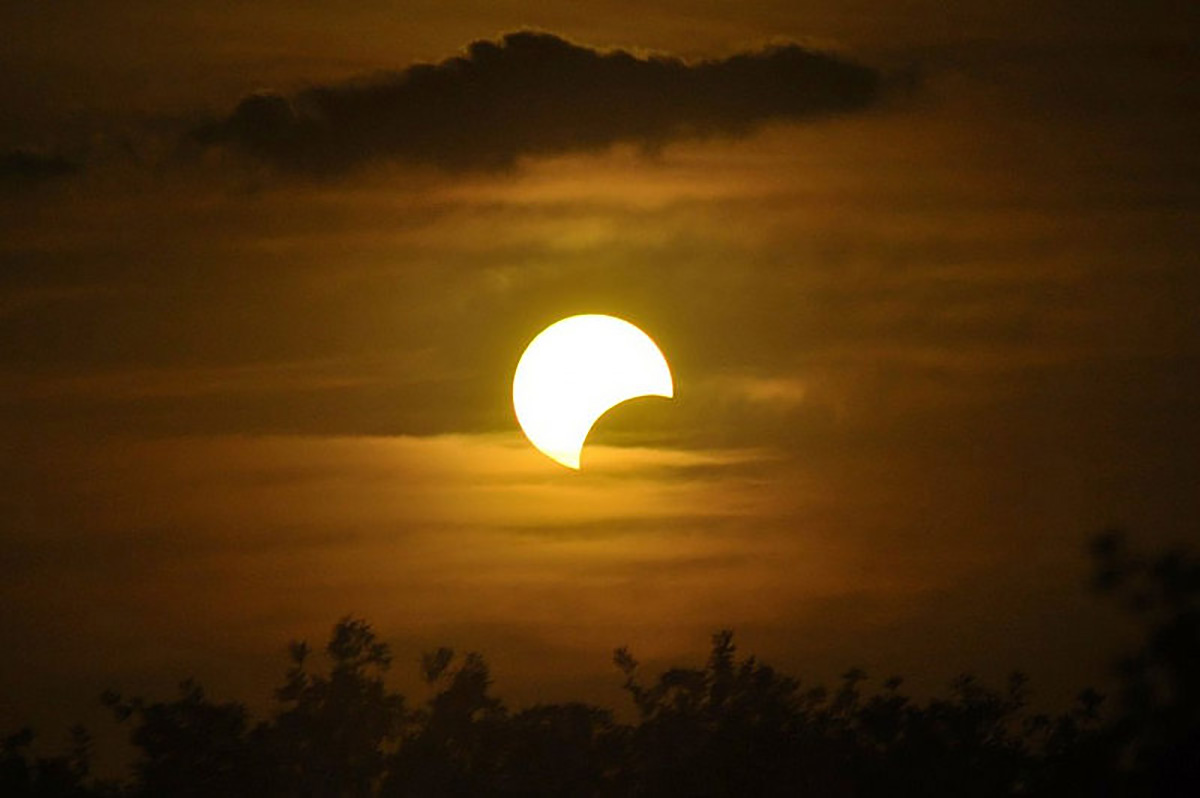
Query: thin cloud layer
[[0, 149, 80, 188], [195, 31, 880, 173]]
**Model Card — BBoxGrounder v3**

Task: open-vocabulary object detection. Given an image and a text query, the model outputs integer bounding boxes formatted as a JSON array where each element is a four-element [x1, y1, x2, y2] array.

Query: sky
[[2, 0, 1199, 769]]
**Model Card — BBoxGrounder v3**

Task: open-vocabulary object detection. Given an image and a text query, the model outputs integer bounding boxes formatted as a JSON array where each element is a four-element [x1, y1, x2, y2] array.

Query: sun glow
[[513, 315, 674, 469]]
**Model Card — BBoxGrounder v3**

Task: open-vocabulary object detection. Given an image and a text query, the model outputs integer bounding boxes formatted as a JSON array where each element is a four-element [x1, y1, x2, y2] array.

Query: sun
[[513, 315, 674, 469]]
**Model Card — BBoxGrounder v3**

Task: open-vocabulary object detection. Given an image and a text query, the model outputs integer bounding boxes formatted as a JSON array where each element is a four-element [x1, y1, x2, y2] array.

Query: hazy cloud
[[0, 149, 80, 188], [195, 31, 880, 173]]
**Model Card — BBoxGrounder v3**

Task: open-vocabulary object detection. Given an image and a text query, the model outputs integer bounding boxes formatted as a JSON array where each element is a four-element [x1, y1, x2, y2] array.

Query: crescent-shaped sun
[[513, 315, 674, 469]]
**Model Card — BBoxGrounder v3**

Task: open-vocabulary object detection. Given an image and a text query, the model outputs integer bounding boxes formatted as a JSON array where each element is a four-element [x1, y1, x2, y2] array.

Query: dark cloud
[[0, 149, 80, 188], [195, 31, 880, 173]]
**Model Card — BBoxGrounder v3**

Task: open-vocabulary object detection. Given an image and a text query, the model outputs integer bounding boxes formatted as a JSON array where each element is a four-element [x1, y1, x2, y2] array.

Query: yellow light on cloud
[[513, 315, 674, 469]]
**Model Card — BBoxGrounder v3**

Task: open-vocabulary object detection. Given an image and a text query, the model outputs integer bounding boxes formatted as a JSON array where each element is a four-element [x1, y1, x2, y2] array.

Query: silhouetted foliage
[[0, 725, 109, 798], [6, 533, 1199, 795], [265, 617, 407, 797], [102, 680, 253, 798], [1091, 529, 1200, 796]]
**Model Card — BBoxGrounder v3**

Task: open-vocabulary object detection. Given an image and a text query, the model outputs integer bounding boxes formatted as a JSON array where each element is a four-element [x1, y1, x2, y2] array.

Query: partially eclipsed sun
[[513, 315, 674, 469]]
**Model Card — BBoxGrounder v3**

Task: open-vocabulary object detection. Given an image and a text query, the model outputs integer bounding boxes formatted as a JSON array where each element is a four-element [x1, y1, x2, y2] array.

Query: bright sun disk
[[513, 315, 674, 469]]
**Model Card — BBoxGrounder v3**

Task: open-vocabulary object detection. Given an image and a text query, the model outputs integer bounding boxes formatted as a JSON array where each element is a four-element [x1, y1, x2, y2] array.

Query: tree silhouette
[[0, 726, 99, 798], [383, 649, 506, 796], [1091, 529, 1200, 796], [264, 617, 408, 797], [103, 679, 258, 797], [3, 531, 1198, 796]]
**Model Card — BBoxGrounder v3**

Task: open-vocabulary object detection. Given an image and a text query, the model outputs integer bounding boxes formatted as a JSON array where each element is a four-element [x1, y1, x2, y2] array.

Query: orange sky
[[2, 0, 1198, 773]]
